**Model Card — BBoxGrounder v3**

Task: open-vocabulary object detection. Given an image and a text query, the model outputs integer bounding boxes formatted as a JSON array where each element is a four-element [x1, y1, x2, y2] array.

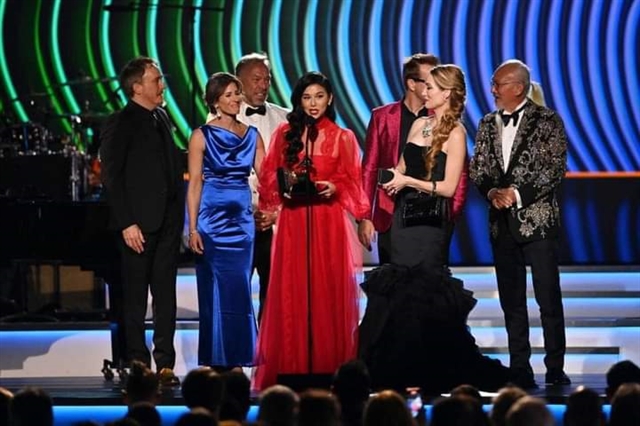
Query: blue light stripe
[[587, 200, 604, 261], [398, 0, 413, 59], [269, 0, 291, 107], [454, 0, 482, 129], [337, 0, 369, 125], [368, 0, 393, 104], [586, 0, 617, 170], [478, 0, 496, 115], [606, 0, 638, 169], [501, 0, 518, 61], [624, 0, 640, 136], [563, 197, 588, 262], [525, 0, 543, 89], [426, 0, 442, 60], [616, 203, 632, 263], [145, 0, 188, 147], [570, 1, 609, 170], [547, 0, 584, 171], [303, 0, 321, 75]]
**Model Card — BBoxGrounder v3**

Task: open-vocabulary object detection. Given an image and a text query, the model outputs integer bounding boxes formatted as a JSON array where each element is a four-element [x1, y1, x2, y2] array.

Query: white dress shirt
[[500, 99, 528, 208]]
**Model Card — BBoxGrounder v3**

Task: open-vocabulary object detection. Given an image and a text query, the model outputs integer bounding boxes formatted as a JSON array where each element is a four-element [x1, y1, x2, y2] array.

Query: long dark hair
[[284, 72, 336, 166]]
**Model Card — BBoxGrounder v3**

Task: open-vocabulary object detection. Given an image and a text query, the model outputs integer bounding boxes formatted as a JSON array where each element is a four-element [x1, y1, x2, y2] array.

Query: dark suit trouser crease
[[492, 223, 566, 375], [120, 212, 181, 371], [254, 227, 273, 324]]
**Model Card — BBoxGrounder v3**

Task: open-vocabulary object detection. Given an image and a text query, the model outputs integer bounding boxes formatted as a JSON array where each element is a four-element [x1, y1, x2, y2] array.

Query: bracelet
[[431, 181, 437, 196], [189, 230, 198, 237]]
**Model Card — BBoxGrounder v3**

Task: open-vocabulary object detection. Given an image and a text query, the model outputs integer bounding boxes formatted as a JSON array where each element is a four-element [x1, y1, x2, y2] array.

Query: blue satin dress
[[195, 124, 258, 367]]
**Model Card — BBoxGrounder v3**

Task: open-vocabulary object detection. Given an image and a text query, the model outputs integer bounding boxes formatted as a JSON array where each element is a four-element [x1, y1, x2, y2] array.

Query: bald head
[[491, 59, 531, 112]]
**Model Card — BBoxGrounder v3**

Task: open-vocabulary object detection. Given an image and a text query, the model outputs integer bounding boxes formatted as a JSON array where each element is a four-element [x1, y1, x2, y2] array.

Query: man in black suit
[[100, 56, 184, 386], [469, 59, 570, 388]]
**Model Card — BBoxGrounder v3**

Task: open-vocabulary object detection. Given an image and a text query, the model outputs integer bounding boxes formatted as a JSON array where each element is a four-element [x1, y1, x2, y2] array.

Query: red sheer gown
[[254, 116, 370, 390]]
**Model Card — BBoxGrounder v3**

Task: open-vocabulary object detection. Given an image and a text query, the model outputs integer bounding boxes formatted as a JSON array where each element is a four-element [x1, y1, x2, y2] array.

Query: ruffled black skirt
[[358, 264, 510, 394]]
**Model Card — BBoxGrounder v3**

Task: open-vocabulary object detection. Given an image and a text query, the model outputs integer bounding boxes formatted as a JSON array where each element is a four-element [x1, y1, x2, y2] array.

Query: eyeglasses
[[412, 77, 427, 84], [490, 80, 520, 88]]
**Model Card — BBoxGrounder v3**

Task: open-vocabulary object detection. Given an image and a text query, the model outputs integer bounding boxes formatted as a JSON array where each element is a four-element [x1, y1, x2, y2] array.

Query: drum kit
[[0, 77, 117, 201]]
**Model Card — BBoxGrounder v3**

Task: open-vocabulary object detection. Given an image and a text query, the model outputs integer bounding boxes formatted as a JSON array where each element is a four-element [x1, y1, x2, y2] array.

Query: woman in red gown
[[254, 72, 370, 390]]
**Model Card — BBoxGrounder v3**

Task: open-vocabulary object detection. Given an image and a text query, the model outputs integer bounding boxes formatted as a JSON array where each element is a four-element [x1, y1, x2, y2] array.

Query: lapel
[[505, 100, 536, 175], [386, 101, 402, 164], [488, 113, 505, 174]]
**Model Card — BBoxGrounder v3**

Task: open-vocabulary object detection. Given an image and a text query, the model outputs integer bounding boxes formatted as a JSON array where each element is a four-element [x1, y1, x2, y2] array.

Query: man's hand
[[254, 210, 277, 231], [357, 219, 375, 250], [122, 224, 145, 254], [489, 188, 516, 210]]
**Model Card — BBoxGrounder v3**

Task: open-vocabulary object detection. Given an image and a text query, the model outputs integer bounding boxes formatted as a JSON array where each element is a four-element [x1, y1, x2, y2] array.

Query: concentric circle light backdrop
[[1, 0, 638, 264]]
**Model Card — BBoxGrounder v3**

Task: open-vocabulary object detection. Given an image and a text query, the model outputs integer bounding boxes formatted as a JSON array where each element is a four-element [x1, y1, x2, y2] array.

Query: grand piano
[[0, 195, 127, 372]]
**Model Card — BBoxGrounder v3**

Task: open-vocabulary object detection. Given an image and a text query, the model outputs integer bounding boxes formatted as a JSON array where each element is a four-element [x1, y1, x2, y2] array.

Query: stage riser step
[[162, 272, 640, 321], [469, 298, 640, 319], [1, 328, 637, 378]]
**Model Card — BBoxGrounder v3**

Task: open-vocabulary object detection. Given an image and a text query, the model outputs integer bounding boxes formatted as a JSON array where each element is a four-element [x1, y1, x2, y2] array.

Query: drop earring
[[214, 106, 221, 119]]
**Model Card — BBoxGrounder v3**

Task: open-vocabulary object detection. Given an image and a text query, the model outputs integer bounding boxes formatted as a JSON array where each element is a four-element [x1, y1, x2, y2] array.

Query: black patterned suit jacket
[[469, 100, 567, 243]]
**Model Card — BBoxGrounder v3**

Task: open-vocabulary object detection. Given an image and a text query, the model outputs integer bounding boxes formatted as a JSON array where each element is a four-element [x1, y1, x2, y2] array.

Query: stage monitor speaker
[[276, 373, 333, 392]]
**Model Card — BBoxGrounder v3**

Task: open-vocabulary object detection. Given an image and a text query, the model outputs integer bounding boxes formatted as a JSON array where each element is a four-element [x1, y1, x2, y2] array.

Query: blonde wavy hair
[[424, 64, 466, 180]]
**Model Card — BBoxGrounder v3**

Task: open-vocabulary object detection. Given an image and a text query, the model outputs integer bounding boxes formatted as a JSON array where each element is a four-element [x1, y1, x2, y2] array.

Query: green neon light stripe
[[51, 0, 81, 114], [84, 0, 112, 111], [146, 0, 188, 147], [194, 0, 209, 100], [0, 0, 28, 121], [99, 0, 126, 107], [33, 0, 69, 132], [175, 2, 207, 120], [269, 0, 292, 106], [131, 2, 141, 57], [230, 0, 243, 66]]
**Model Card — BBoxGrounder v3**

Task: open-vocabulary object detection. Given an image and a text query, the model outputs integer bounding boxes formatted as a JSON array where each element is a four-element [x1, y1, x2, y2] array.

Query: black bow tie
[[501, 105, 525, 127], [246, 104, 266, 116]]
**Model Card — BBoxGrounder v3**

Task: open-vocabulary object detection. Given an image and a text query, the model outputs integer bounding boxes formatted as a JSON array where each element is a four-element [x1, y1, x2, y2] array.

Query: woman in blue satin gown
[[186, 72, 265, 369]]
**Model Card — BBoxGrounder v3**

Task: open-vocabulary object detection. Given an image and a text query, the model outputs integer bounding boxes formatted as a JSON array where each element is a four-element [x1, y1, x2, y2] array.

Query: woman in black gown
[[358, 64, 510, 393]]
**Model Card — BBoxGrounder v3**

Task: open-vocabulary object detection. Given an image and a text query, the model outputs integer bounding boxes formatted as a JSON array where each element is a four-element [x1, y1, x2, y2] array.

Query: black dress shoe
[[510, 371, 538, 389], [545, 370, 571, 385]]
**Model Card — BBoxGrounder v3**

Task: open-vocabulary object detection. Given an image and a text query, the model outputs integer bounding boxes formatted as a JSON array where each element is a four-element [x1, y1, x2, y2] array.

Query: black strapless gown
[[358, 143, 510, 393]]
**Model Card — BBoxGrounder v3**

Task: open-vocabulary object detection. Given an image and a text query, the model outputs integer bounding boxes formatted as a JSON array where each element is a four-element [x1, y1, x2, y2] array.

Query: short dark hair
[[564, 386, 604, 426], [332, 359, 371, 404], [235, 52, 271, 76], [11, 387, 53, 426], [402, 53, 439, 89], [181, 367, 225, 412], [119, 56, 158, 98], [607, 360, 640, 399], [124, 360, 160, 404], [204, 72, 243, 114]]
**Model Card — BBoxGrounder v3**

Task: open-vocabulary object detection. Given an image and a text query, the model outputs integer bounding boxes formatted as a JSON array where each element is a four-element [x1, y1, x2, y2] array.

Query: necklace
[[422, 115, 437, 138], [422, 123, 433, 138]]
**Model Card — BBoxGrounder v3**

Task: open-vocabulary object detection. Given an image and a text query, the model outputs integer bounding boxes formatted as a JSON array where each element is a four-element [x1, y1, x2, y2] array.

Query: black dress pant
[[253, 227, 273, 323], [120, 214, 181, 371], [492, 228, 566, 376]]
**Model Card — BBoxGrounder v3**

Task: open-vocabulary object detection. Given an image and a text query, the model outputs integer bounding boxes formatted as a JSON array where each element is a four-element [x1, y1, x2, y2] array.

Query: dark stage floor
[[0, 373, 609, 406]]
